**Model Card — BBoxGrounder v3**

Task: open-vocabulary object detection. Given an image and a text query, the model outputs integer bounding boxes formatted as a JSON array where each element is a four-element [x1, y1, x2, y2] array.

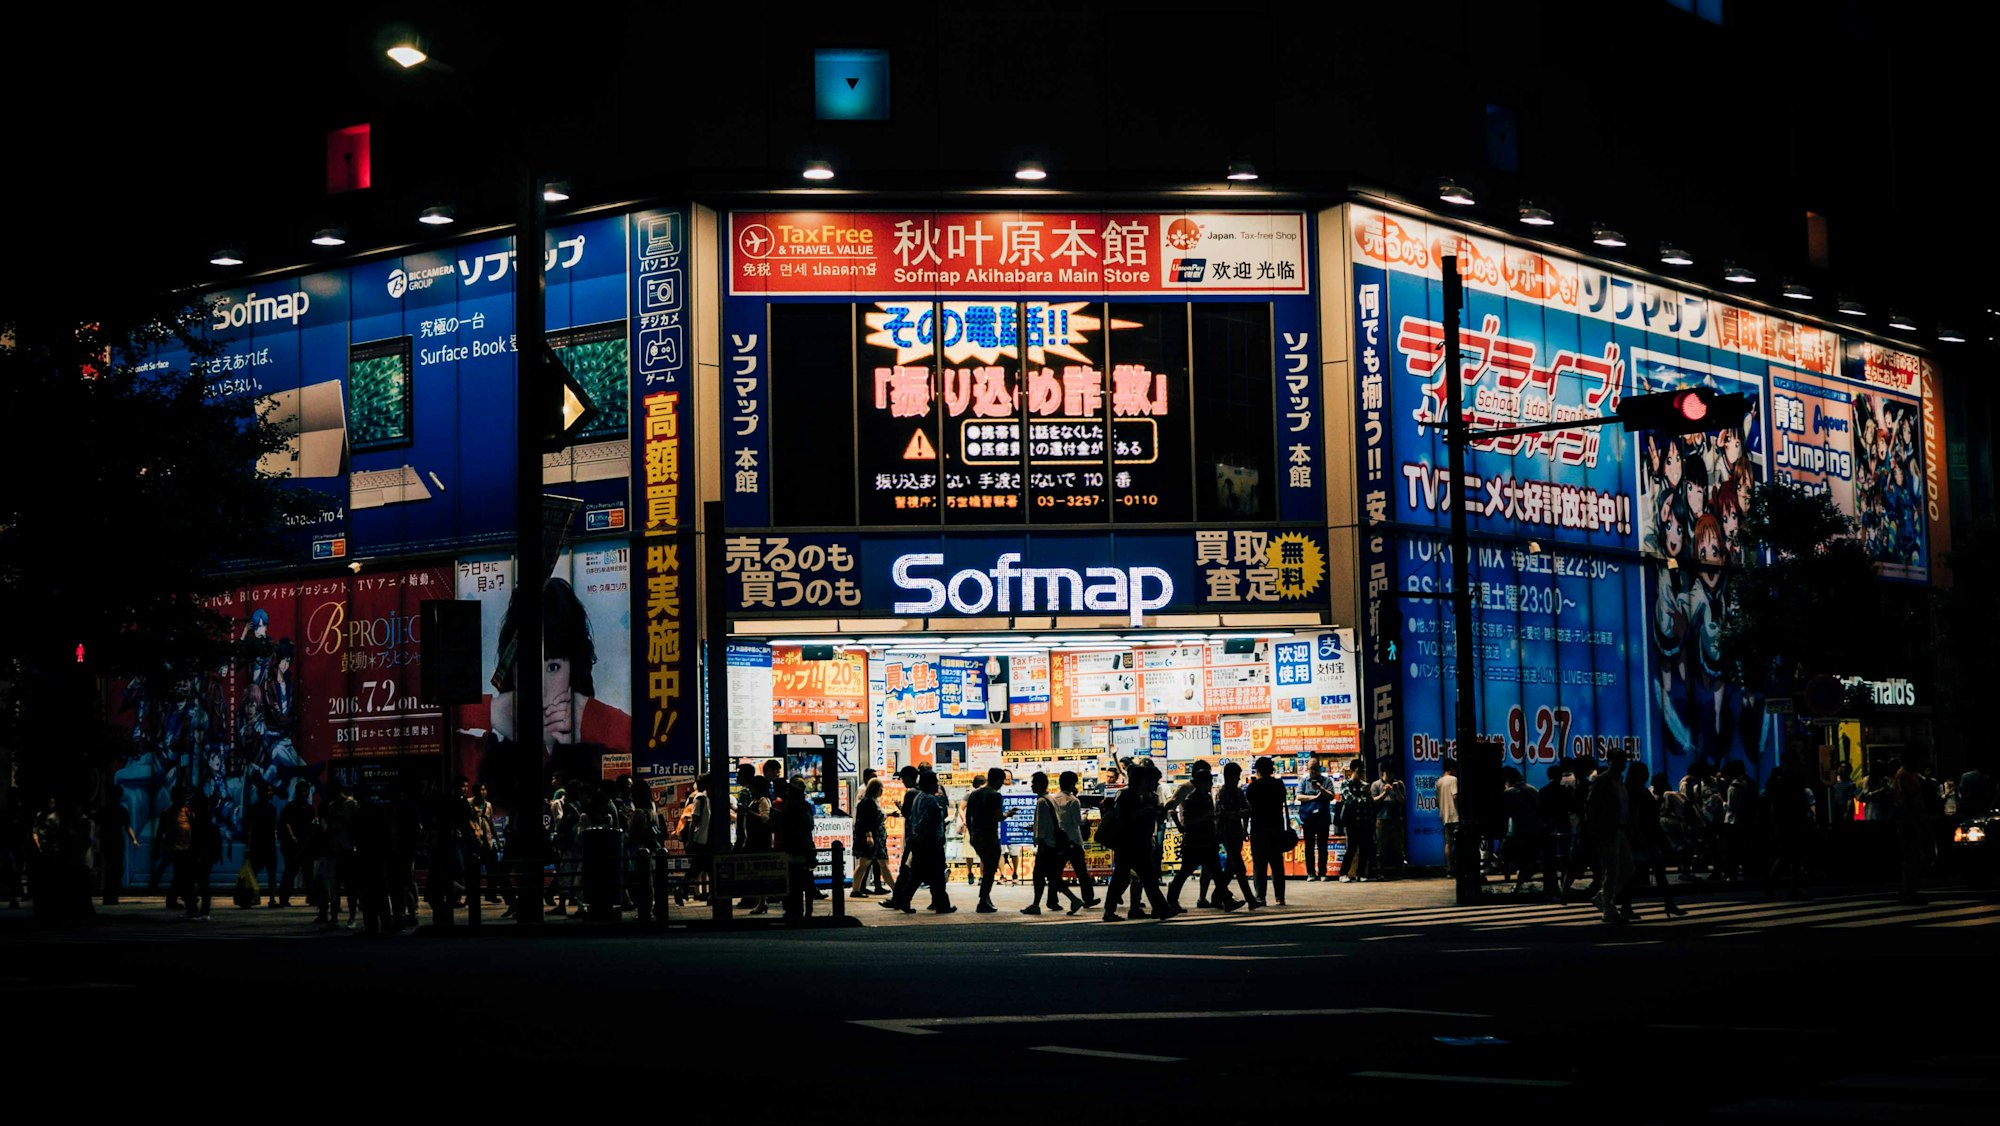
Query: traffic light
[[1374, 622, 1400, 665], [1615, 387, 1750, 436]]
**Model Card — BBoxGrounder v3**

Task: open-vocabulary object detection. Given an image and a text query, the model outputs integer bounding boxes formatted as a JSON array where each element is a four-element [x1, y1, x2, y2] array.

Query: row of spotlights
[[1440, 177, 1963, 341], [797, 159, 1260, 184], [211, 178, 574, 262]]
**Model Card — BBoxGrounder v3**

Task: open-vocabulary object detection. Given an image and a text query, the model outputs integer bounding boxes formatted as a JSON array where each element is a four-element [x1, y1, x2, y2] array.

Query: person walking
[[777, 776, 816, 922], [964, 767, 1006, 913], [317, 783, 356, 931], [1893, 757, 1934, 904], [277, 780, 312, 907], [1500, 768, 1541, 893], [1024, 772, 1087, 916], [1167, 769, 1239, 911], [1535, 763, 1571, 901], [158, 787, 195, 918], [1371, 769, 1407, 879], [1586, 750, 1633, 924], [1763, 765, 1812, 898], [1049, 771, 1096, 909], [1246, 756, 1289, 906], [1103, 764, 1173, 921], [886, 771, 954, 914], [1436, 757, 1462, 877], [1620, 762, 1686, 918], [186, 792, 221, 920], [244, 782, 278, 907], [1214, 761, 1261, 907], [849, 778, 888, 899], [97, 791, 136, 906], [1297, 760, 1337, 882], [1339, 760, 1374, 883]]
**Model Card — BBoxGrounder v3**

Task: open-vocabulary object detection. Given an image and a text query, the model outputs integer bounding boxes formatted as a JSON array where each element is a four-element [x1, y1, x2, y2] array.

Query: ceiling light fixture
[[209, 248, 244, 266], [541, 178, 573, 202], [801, 160, 835, 182], [1887, 310, 1917, 331], [386, 43, 427, 68], [417, 204, 455, 226], [1437, 177, 1475, 206], [1938, 326, 1967, 343], [1659, 243, 1694, 267], [1225, 160, 1258, 181], [1014, 160, 1047, 182], [1518, 201, 1555, 227], [1722, 260, 1757, 283], [1591, 223, 1626, 248], [1780, 279, 1813, 301], [310, 226, 348, 247]]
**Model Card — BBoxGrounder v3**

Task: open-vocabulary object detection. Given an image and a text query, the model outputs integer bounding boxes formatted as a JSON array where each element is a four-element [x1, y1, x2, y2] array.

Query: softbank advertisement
[[1349, 205, 1939, 865]]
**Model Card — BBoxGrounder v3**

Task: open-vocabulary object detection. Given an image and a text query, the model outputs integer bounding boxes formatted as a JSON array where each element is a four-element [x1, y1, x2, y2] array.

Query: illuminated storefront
[[717, 209, 1357, 879]]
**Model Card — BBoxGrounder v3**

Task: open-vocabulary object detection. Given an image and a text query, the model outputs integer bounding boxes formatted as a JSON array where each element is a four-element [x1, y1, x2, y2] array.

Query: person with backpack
[[1023, 772, 1086, 915], [885, 771, 954, 914], [675, 776, 715, 906], [1214, 761, 1261, 906], [1102, 764, 1173, 921], [964, 767, 1006, 913]]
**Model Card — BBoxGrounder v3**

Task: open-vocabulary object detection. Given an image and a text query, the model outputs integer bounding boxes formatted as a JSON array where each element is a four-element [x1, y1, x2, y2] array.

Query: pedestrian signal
[[1615, 387, 1750, 436]]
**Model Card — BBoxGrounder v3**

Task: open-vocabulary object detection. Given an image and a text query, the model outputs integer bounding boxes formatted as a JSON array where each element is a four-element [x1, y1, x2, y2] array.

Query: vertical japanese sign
[[938, 656, 988, 721], [632, 208, 697, 776], [724, 296, 770, 527]]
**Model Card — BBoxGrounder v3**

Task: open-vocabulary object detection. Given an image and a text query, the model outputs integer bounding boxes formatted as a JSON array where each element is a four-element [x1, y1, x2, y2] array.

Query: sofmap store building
[[714, 208, 1360, 877], [111, 196, 1947, 880]]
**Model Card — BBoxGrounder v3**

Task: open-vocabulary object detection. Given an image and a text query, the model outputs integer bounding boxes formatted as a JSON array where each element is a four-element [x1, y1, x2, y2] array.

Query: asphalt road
[[5, 884, 1995, 1122]]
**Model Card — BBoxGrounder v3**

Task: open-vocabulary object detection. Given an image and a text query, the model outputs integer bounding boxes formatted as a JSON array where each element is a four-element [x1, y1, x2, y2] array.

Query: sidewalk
[[855, 874, 1457, 926]]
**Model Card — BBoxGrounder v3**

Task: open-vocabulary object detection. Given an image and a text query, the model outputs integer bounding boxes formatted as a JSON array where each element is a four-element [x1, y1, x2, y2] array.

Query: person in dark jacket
[[777, 776, 816, 921], [1535, 763, 1572, 902], [245, 782, 279, 906], [1214, 762, 1261, 907], [850, 779, 888, 898], [1166, 769, 1239, 911], [1339, 760, 1373, 883], [1246, 756, 1289, 906], [1103, 763, 1173, 921], [964, 767, 1006, 913], [186, 792, 222, 920], [886, 771, 954, 914]]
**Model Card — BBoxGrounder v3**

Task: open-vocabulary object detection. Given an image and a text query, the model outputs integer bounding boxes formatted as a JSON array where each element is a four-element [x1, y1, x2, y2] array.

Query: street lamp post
[[390, 39, 547, 924], [1441, 257, 1482, 907], [511, 163, 548, 926]]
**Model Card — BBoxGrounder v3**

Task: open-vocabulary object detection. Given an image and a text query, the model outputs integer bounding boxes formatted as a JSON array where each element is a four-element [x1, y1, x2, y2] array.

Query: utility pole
[[512, 163, 547, 925], [1441, 256, 1482, 908]]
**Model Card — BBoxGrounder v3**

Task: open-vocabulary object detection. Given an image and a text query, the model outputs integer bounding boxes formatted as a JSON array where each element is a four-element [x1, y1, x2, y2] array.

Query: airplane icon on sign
[[739, 224, 775, 258]]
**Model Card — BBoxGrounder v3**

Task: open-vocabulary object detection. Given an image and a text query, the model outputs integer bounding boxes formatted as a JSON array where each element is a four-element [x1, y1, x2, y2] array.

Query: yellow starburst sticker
[[1264, 533, 1325, 600]]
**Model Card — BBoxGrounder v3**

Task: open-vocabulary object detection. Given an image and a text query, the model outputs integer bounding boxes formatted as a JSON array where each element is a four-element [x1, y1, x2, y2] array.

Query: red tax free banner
[[729, 212, 1308, 296]]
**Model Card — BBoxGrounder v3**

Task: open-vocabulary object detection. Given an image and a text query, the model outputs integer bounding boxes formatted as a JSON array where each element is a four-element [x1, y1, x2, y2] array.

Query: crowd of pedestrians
[[3, 745, 1985, 927]]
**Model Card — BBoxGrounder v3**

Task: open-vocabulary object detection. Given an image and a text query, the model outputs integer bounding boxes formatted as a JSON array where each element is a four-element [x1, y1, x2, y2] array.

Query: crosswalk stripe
[[1922, 915, 2000, 928], [1540, 898, 1891, 929], [1820, 904, 1997, 928], [1731, 902, 1938, 928]]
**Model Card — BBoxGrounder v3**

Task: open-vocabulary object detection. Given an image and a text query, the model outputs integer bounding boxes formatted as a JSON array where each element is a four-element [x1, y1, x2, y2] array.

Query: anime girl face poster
[[1633, 351, 1777, 774]]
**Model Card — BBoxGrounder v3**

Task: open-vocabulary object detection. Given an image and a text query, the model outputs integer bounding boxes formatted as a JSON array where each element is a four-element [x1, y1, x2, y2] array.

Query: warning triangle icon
[[903, 429, 937, 460], [846, 76, 860, 90]]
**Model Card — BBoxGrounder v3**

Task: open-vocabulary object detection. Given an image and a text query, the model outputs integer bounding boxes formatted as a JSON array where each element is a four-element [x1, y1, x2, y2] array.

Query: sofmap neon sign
[[891, 551, 1173, 626]]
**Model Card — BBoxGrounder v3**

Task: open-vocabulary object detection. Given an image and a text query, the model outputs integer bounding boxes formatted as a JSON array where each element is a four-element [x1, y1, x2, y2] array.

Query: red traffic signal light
[[1616, 386, 1749, 435]]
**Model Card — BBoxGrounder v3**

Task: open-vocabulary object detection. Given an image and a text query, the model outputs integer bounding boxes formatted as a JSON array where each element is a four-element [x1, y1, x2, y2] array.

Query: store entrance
[[721, 625, 1362, 889]]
